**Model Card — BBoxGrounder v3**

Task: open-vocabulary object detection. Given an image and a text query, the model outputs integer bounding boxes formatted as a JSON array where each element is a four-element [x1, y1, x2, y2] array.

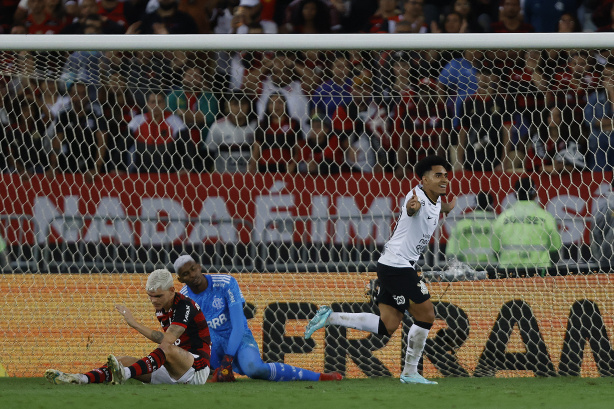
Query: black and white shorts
[[375, 262, 431, 313]]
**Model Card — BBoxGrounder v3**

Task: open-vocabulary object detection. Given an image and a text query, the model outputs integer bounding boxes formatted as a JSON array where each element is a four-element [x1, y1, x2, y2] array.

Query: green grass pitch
[[1, 377, 614, 409]]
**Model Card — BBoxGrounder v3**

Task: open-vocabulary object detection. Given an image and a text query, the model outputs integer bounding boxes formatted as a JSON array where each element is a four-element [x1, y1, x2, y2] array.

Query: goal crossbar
[[2, 33, 614, 52]]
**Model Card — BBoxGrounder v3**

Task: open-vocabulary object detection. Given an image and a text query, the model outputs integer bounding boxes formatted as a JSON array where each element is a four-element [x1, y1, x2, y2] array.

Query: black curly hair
[[414, 155, 451, 178]]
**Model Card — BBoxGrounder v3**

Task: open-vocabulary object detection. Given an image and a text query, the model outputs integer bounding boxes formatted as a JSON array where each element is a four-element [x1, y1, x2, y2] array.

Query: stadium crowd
[[1, 0, 614, 179]]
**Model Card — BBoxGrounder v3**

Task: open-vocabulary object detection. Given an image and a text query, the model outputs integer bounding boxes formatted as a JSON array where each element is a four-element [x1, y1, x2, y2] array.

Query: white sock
[[402, 324, 430, 376], [123, 367, 131, 379], [327, 312, 380, 333], [78, 374, 89, 384]]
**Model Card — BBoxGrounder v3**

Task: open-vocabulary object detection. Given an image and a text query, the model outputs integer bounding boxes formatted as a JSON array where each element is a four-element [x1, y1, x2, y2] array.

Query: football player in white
[[305, 155, 456, 384]]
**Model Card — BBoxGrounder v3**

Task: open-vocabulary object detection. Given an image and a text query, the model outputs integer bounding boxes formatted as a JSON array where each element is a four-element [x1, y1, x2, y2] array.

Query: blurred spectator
[[312, 51, 353, 118], [394, 76, 449, 177], [229, 50, 268, 96], [60, 43, 103, 96], [331, 73, 391, 173], [421, 0, 449, 28], [490, 0, 534, 33], [128, 91, 194, 174], [295, 50, 326, 98], [431, 11, 468, 33], [365, 0, 401, 33], [500, 49, 548, 171], [548, 50, 598, 128], [210, 0, 234, 33], [127, 0, 199, 34], [557, 11, 583, 32], [376, 51, 413, 106], [49, 82, 107, 183], [97, 0, 131, 31], [126, 51, 180, 108], [525, 106, 586, 174], [454, 67, 513, 172], [45, 0, 72, 29], [23, 0, 67, 34], [492, 177, 562, 272], [399, 0, 429, 33], [249, 92, 302, 173], [256, 52, 311, 134], [7, 100, 51, 182], [432, 0, 478, 33], [438, 49, 481, 129], [167, 64, 219, 165], [591, 179, 614, 268], [445, 191, 497, 268], [451, 0, 484, 32], [62, 0, 124, 34], [584, 62, 614, 171], [62, 0, 93, 33], [97, 71, 138, 173], [179, 0, 214, 33], [285, 0, 332, 33], [233, 0, 278, 33], [205, 91, 256, 173], [523, 0, 578, 32], [330, 0, 378, 33], [298, 114, 352, 174]]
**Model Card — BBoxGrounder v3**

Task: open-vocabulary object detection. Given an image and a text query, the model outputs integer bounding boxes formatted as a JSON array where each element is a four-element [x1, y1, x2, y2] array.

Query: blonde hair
[[146, 269, 174, 292]]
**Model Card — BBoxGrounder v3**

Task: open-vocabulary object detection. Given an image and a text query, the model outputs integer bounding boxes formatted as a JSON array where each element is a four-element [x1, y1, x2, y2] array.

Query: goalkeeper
[[173, 255, 342, 382]]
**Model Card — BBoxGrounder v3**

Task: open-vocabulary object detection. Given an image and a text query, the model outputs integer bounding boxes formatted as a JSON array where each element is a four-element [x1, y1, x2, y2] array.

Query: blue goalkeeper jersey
[[180, 274, 252, 345]]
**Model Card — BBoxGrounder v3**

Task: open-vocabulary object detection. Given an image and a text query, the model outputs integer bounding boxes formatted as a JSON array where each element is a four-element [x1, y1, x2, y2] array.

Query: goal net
[[0, 33, 613, 379]]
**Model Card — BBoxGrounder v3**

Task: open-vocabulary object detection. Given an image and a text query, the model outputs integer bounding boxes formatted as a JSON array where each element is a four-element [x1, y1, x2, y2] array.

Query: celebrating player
[[305, 155, 456, 384], [173, 255, 342, 382], [45, 269, 211, 385]]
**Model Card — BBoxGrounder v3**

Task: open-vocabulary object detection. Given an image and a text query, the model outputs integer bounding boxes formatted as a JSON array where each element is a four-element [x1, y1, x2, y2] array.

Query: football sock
[[84, 367, 110, 384], [266, 363, 321, 381], [328, 312, 384, 334], [402, 322, 431, 376], [128, 347, 166, 378]]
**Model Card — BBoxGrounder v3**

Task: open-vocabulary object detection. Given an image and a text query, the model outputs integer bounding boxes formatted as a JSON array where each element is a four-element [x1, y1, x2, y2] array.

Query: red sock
[[85, 366, 112, 383], [319, 372, 343, 381], [128, 348, 166, 378]]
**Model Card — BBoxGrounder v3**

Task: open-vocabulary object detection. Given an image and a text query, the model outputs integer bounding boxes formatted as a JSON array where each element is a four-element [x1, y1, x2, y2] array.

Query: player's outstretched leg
[[45, 369, 87, 385], [305, 306, 332, 339], [107, 355, 127, 385], [237, 345, 342, 381]]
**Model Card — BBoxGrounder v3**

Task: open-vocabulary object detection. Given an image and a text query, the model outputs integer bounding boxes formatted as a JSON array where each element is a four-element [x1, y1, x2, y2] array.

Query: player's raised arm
[[441, 195, 457, 215], [115, 304, 185, 347], [406, 190, 421, 216]]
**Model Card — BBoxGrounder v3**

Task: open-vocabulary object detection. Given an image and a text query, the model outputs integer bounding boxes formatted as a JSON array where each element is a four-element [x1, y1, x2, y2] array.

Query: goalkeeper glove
[[216, 355, 236, 382]]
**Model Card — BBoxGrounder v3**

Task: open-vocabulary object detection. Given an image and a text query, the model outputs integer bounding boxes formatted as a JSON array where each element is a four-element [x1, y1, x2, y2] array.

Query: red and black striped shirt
[[155, 292, 211, 370]]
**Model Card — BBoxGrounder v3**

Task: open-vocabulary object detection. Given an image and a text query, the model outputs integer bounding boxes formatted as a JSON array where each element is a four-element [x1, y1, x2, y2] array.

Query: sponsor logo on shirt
[[208, 313, 228, 329]]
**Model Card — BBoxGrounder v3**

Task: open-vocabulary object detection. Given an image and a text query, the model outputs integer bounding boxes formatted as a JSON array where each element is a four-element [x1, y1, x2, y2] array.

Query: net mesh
[[0, 43, 613, 378]]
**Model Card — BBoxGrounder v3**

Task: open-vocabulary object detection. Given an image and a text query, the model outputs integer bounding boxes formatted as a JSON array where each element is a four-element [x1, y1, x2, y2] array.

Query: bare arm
[[115, 304, 185, 348], [440, 196, 457, 215]]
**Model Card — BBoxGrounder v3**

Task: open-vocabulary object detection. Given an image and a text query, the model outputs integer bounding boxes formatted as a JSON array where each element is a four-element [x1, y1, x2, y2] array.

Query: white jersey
[[378, 185, 441, 268]]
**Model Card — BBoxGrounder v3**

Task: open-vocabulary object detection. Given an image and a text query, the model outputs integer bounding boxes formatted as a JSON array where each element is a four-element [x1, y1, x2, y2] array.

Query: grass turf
[[1, 377, 614, 409]]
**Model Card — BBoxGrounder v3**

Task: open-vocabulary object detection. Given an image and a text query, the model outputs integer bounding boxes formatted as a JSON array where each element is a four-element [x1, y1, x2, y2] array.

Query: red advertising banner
[[0, 171, 611, 247]]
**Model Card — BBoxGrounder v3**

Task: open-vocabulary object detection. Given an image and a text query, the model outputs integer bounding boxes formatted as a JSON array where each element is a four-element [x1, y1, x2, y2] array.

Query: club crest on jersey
[[393, 295, 405, 305], [212, 296, 225, 309], [418, 281, 429, 295]]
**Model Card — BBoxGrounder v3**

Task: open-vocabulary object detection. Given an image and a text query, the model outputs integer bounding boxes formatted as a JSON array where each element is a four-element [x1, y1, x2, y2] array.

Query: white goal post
[[0, 33, 613, 380]]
